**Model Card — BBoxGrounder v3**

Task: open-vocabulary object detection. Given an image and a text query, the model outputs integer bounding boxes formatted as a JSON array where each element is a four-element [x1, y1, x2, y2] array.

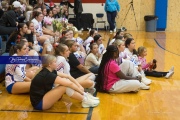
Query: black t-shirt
[[30, 68, 57, 108], [6, 32, 34, 52], [68, 53, 85, 78]]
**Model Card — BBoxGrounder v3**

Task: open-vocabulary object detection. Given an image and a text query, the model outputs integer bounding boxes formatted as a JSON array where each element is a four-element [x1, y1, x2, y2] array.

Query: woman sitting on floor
[[95, 45, 150, 93], [5, 41, 35, 94], [30, 54, 99, 110]]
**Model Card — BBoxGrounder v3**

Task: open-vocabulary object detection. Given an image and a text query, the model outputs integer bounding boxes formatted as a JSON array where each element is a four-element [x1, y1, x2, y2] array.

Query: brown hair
[[137, 46, 146, 56], [64, 40, 75, 48], [9, 40, 26, 56], [54, 44, 67, 56]]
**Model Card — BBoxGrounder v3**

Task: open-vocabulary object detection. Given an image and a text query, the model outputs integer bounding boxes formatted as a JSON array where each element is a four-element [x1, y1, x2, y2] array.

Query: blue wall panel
[[155, 0, 168, 30]]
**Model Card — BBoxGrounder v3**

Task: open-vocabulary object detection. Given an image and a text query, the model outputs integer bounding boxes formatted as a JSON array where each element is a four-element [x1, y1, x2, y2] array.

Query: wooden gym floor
[[0, 31, 180, 120]]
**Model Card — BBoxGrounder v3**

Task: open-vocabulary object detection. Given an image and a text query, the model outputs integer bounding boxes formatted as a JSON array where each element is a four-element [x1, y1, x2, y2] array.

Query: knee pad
[[66, 87, 74, 97], [88, 74, 96, 81]]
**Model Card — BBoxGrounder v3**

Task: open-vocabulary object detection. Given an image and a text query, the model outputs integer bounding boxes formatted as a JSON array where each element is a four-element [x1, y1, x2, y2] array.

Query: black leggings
[[144, 71, 168, 77]]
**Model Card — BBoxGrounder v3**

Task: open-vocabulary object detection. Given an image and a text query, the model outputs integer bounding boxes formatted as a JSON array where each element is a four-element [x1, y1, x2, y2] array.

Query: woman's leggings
[[144, 71, 168, 77]]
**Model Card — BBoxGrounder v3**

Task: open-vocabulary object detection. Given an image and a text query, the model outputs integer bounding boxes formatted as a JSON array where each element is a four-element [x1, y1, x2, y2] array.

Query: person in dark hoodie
[[0, 1, 21, 35]]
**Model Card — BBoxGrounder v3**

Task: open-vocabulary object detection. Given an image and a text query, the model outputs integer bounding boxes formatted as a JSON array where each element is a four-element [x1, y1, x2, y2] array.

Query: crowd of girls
[[1, 0, 174, 111]]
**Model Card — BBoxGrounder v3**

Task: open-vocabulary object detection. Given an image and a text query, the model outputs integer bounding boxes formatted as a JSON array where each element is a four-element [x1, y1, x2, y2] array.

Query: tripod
[[121, 0, 138, 30]]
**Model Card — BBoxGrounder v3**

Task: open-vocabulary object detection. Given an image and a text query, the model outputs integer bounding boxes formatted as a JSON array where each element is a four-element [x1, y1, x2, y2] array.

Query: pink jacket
[[138, 56, 150, 70]]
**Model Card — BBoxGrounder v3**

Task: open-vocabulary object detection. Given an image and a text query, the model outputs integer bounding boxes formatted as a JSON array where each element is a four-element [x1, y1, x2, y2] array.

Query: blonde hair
[[113, 39, 124, 47], [137, 46, 146, 56], [123, 33, 132, 40], [26, 5, 33, 11], [42, 54, 56, 68]]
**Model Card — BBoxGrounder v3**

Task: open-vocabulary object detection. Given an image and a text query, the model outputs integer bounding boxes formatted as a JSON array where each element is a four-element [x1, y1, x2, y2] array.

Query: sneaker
[[86, 92, 99, 100], [140, 82, 150, 90], [113, 28, 116, 33], [168, 66, 174, 73], [141, 78, 151, 85], [85, 88, 96, 95], [165, 71, 174, 79], [110, 30, 113, 33], [82, 97, 99, 108]]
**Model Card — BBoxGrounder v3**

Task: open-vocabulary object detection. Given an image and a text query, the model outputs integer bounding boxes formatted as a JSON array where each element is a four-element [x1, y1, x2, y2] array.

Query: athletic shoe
[[110, 30, 113, 33], [141, 77, 151, 85], [140, 82, 150, 90], [165, 71, 174, 79], [86, 92, 99, 100], [82, 97, 99, 108], [113, 28, 116, 33], [168, 66, 174, 73]]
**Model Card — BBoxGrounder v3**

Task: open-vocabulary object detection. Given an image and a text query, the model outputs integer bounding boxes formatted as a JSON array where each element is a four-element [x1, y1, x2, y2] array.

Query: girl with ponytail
[[95, 45, 149, 93]]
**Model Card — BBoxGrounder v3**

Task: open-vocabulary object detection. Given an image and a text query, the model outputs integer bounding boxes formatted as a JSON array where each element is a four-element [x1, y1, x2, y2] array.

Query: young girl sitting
[[54, 43, 97, 91], [5, 41, 33, 94], [30, 54, 99, 110], [85, 43, 101, 74], [113, 40, 151, 85], [83, 29, 97, 47], [95, 45, 149, 93], [64, 40, 96, 93], [109, 30, 124, 45], [85, 34, 105, 55], [138, 46, 174, 79]]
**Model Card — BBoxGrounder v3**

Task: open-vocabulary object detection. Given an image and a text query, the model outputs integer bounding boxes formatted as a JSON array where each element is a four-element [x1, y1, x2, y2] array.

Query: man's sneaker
[[141, 78, 151, 85], [86, 92, 99, 100], [140, 82, 150, 90], [82, 97, 99, 108], [110, 30, 113, 33], [113, 28, 116, 33], [168, 66, 174, 73], [165, 71, 174, 79], [85, 88, 96, 95]]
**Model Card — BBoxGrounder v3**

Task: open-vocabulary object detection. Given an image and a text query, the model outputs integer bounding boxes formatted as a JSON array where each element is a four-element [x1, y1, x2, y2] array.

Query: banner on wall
[[44, 0, 105, 3]]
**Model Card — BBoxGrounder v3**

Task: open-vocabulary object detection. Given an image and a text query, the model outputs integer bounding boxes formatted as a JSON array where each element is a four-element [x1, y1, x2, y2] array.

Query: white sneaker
[[86, 92, 99, 100], [113, 28, 116, 33], [140, 82, 150, 90], [110, 30, 113, 33], [165, 71, 174, 79], [141, 78, 151, 85], [168, 66, 174, 73], [82, 97, 99, 108]]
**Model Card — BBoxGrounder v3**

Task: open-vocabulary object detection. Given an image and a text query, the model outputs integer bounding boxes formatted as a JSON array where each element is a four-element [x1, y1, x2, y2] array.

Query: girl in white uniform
[[65, 29, 86, 65], [5, 41, 32, 94], [55, 43, 96, 94], [31, 11, 53, 55]]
